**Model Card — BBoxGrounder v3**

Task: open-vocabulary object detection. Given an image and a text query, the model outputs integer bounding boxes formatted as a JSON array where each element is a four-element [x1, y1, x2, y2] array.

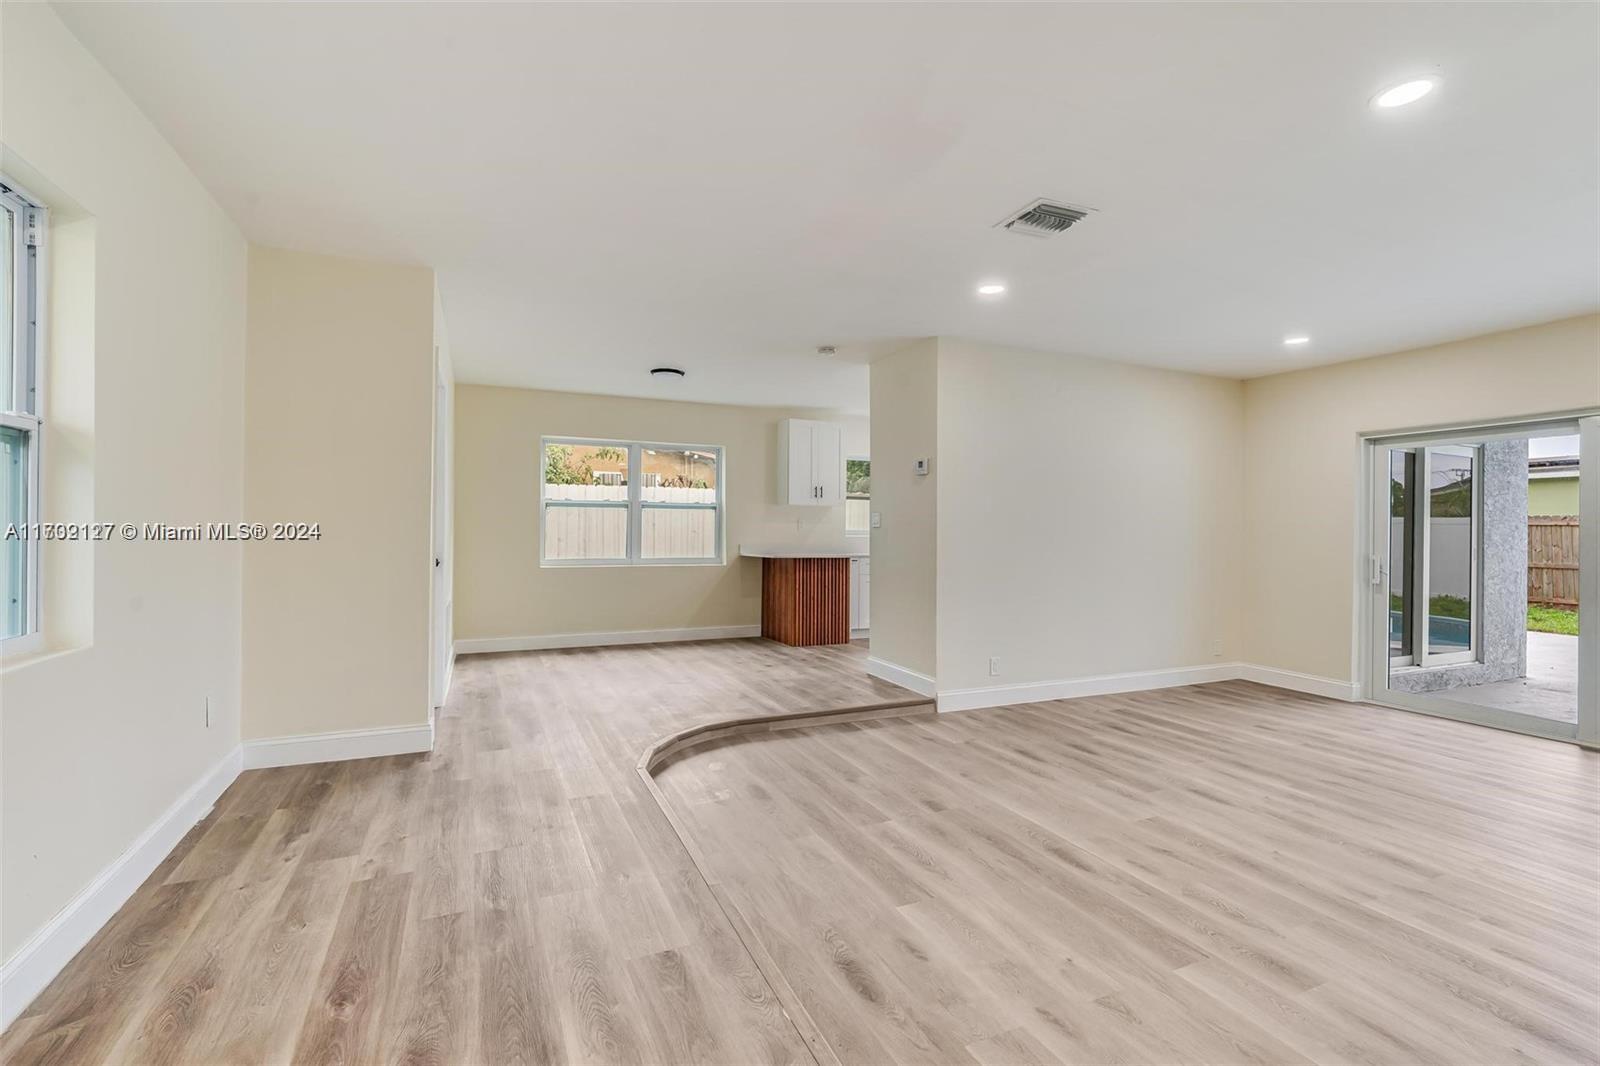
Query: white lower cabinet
[[849, 556, 870, 631]]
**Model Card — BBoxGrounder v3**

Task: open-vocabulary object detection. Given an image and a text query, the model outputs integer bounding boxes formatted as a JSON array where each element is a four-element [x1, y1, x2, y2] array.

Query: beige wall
[[936, 338, 1245, 692], [454, 385, 866, 642], [243, 247, 435, 738], [868, 340, 939, 678], [1243, 313, 1600, 684], [1528, 476, 1580, 517], [429, 283, 455, 710], [1, 5, 247, 962]]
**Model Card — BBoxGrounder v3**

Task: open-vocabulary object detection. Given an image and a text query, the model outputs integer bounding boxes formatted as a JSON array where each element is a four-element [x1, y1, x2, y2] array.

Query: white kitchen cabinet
[[850, 556, 871, 631], [777, 418, 845, 506]]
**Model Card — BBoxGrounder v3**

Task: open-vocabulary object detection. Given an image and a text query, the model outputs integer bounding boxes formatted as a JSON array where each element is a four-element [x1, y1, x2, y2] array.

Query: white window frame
[[539, 436, 725, 567], [1422, 445, 1481, 666], [1, 177, 45, 656], [845, 454, 870, 537]]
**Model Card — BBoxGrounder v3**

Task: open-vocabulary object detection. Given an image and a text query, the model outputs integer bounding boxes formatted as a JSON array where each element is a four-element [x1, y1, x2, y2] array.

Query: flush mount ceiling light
[[1284, 335, 1311, 347], [1372, 77, 1438, 110], [650, 366, 686, 378], [976, 283, 1007, 296]]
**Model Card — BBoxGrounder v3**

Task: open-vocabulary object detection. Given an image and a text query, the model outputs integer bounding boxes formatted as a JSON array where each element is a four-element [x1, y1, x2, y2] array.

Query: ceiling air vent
[[996, 198, 1092, 238]]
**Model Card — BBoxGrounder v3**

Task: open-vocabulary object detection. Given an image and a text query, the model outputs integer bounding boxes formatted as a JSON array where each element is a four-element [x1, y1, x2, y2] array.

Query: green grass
[[1528, 604, 1579, 636], [1392, 593, 1578, 635]]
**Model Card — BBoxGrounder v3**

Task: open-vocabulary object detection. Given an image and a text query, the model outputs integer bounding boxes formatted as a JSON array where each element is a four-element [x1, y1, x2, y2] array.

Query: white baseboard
[[0, 745, 242, 1029], [865, 656, 937, 697], [1235, 663, 1361, 701], [242, 723, 434, 770], [936, 660, 1361, 713], [455, 624, 761, 655], [937, 662, 1241, 713]]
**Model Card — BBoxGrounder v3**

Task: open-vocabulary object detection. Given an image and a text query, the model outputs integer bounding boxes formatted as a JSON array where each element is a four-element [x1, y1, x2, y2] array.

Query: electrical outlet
[[988, 656, 1000, 677], [1210, 638, 1223, 659]]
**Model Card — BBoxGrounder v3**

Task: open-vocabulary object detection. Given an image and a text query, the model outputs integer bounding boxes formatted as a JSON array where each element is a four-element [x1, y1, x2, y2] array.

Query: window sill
[[1, 631, 45, 658], [1, 637, 90, 676]]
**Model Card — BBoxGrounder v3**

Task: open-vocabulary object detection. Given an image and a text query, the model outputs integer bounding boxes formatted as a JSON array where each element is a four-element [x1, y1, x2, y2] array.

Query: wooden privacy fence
[[544, 483, 717, 560], [1528, 516, 1579, 607]]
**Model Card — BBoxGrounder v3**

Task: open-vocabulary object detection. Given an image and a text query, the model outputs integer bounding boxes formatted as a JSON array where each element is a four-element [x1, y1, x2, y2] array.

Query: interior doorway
[[1365, 415, 1597, 744]]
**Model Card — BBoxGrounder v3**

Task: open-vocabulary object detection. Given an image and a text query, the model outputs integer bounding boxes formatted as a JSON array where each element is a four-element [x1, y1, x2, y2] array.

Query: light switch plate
[[914, 458, 930, 476]]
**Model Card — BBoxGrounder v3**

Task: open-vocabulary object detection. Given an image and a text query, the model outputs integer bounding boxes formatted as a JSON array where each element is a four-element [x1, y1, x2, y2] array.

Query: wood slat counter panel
[[761, 557, 850, 646]]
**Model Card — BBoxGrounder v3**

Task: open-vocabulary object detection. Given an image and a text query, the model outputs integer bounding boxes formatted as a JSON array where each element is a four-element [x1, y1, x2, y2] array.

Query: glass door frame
[[1361, 413, 1599, 747], [1385, 443, 1482, 670]]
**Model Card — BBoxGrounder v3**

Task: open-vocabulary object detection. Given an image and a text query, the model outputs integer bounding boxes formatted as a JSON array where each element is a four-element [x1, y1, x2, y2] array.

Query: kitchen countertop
[[739, 545, 870, 559]]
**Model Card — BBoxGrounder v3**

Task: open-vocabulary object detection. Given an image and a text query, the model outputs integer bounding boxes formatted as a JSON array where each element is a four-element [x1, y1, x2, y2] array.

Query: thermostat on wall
[[914, 458, 930, 476]]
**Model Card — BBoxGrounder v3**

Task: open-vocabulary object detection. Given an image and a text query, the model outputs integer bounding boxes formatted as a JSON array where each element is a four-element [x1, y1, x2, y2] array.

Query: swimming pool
[[1390, 610, 1470, 650]]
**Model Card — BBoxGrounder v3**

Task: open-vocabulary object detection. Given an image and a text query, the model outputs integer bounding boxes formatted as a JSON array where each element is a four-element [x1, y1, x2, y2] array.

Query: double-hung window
[[1, 179, 44, 648], [541, 438, 723, 565]]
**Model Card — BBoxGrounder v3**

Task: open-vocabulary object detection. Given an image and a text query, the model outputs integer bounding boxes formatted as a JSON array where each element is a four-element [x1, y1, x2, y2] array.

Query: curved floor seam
[[636, 696, 936, 1066]]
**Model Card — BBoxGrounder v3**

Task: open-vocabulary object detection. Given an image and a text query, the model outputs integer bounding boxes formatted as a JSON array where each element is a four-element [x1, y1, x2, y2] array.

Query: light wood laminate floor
[[655, 679, 1600, 1065], [5, 641, 1596, 1065], [1, 639, 918, 1065]]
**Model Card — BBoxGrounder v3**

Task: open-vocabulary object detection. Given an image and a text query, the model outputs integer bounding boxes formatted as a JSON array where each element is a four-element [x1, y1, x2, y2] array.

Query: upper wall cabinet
[[777, 418, 845, 506]]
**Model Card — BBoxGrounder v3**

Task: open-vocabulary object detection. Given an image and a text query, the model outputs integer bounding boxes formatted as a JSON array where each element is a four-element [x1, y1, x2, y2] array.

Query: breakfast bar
[[740, 545, 869, 646]]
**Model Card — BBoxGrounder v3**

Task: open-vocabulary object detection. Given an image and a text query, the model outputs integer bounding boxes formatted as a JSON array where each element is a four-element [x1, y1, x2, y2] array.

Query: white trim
[[455, 625, 760, 655], [865, 656, 937, 697], [1234, 663, 1362, 702], [0, 745, 242, 1029], [936, 662, 1361, 713], [937, 662, 1241, 713], [1576, 416, 1598, 746], [1, 178, 46, 650], [441, 649, 455, 709], [0, 629, 44, 660], [1361, 410, 1595, 447], [241, 723, 434, 770]]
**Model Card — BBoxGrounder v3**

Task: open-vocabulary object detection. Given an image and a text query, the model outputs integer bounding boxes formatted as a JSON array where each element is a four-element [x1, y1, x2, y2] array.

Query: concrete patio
[[1450, 630, 1579, 723]]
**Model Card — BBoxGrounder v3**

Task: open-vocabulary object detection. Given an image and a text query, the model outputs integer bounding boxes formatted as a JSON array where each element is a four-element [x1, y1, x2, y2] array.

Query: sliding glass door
[[1368, 416, 1597, 745], [1388, 445, 1478, 667]]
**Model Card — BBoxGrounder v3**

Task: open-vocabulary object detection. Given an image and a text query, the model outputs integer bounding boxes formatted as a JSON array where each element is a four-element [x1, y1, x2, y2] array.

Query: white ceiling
[[53, 2, 1600, 412]]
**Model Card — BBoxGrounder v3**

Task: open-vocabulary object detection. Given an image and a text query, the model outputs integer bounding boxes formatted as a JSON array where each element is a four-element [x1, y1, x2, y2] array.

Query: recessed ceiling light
[[977, 283, 1007, 296], [816, 345, 837, 357], [1284, 335, 1311, 347], [1372, 77, 1437, 110]]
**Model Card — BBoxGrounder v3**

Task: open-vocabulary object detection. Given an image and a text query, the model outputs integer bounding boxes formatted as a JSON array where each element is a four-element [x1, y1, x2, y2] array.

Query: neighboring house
[[1529, 454, 1579, 516]]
